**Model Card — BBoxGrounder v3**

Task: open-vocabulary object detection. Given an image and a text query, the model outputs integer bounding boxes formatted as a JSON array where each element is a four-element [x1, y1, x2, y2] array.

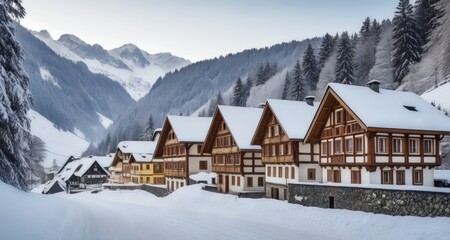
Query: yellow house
[[130, 153, 165, 185]]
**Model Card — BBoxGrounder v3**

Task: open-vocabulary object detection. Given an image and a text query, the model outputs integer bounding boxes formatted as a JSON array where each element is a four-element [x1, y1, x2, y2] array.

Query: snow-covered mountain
[[28, 110, 89, 168], [33, 30, 191, 100]]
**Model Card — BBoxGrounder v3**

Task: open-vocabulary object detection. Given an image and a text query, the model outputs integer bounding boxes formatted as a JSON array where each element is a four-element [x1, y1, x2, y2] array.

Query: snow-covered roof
[[42, 177, 66, 194], [435, 170, 450, 181], [218, 105, 263, 150], [328, 83, 450, 132], [131, 153, 157, 163], [89, 155, 113, 168], [118, 141, 155, 154], [267, 99, 319, 140], [189, 172, 217, 184], [168, 115, 212, 142], [57, 157, 110, 180]]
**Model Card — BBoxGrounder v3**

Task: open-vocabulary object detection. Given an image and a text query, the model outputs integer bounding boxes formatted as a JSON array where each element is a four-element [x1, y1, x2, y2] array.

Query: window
[[279, 143, 285, 155], [267, 126, 272, 137], [333, 170, 341, 183], [264, 145, 270, 156], [351, 170, 360, 184], [409, 139, 419, 154], [413, 169, 423, 185], [247, 177, 253, 187], [345, 138, 353, 154], [396, 170, 405, 185], [287, 143, 292, 155], [392, 138, 403, 153], [381, 170, 393, 184], [285, 167, 289, 179], [267, 166, 271, 177], [291, 167, 295, 179], [231, 176, 235, 186], [307, 169, 316, 180], [146, 177, 150, 183], [278, 167, 282, 178], [377, 137, 387, 153], [335, 109, 344, 124], [355, 137, 363, 153], [272, 166, 276, 177], [237, 176, 241, 186], [327, 170, 333, 182], [321, 142, 328, 156], [146, 164, 150, 170], [424, 139, 434, 154], [334, 139, 342, 154], [271, 144, 277, 156], [258, 177, 264, 187]]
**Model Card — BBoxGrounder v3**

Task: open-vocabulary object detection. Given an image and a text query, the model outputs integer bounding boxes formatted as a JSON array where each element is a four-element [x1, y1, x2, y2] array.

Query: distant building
[[130, 152, 165, 185], [154, 116, 212, 191], [202, 106, 264, 194], [252, 98, 321, 200]]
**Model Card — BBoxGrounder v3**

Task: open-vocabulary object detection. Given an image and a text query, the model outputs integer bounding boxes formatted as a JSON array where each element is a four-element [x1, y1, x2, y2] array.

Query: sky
[[21, 0, 398, 62]]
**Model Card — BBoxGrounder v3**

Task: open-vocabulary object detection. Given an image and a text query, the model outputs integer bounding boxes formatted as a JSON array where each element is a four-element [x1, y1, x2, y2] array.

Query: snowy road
[[2, 182, 450, 240]]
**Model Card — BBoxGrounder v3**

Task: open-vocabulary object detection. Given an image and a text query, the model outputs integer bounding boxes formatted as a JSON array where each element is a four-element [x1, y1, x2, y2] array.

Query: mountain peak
[[36, 30, 52, 39], [110, 43, 150, 68], [58, 34, 88, 47]]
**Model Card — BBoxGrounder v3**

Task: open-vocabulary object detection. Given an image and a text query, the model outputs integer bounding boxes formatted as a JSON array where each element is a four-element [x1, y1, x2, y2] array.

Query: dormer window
[[403, 105, 417, 112]]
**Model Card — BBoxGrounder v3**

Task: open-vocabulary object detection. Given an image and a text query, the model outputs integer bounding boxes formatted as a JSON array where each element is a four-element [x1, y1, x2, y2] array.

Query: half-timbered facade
[[203, 106, 264, 194], [252, 99, 320, 200], [305, 81, 450, 186], [154, 116, 212, 191], [110, 141, 153, 184], [130, 152, 165, 185]]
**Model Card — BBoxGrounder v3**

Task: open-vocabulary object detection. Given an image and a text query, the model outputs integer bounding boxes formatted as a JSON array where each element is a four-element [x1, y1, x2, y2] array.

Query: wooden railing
[[212, 165, 241, 174], [164, 169, 186, 178], [330, 155, 344, 164]]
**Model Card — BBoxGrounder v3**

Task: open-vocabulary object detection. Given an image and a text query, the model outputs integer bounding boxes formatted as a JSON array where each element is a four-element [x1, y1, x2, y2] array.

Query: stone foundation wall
[[288, 183, 450, 217], [103, 184, 169, 197]]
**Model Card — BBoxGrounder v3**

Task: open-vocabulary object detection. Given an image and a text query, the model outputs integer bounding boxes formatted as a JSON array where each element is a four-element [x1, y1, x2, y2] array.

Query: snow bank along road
[[1, 182, 450, 240]]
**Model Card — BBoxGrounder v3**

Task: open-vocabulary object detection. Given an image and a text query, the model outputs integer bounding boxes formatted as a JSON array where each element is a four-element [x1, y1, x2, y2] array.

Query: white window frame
[[392, 138, 403, 154], [376, 137, 387, 153], [409, 139, 419, 154]]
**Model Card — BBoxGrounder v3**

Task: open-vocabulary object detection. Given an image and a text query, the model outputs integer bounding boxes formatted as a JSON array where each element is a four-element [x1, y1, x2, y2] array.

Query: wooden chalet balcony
[[164, 169, 186, 178], [261, 155, 294, 164], [212, 164, 241, 174], [330, 155, 344, 164]]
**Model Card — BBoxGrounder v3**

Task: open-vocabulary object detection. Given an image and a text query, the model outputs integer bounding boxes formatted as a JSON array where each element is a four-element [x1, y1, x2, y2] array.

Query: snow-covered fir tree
[[282, 72, 291, 100], [318, 33, 335, 68], [355, 17, 380, 84], [335, 32, 356, 84], [255, 64, 266, 86], [289, 60, 306, 101], [392, 0, 422, 84], [360, 17, 372, 39], [26, 136, 46, 184], [139, 114, 154, 141], [232, 77, 246, 107], [0, 0, 33, 190], [243, 77, 252, 105], [414, 0, 442, 47], [255, 62, 279, 86], [302, 44, 319, 91]]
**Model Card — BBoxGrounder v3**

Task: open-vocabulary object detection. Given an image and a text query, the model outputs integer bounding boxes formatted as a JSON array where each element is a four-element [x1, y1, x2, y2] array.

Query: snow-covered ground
[[2, 182, 449, 240], [422, 81, 450, 110], [28, 110, 89, 168]]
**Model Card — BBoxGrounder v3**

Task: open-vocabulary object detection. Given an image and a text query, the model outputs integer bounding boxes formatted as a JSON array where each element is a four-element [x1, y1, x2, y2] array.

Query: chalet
[[45, 156, 110, 193], [154, 115, 212, 191], [252, 98, 320, 200], [202, 106, 265, 194], [110, 141, 153, 184], [129, 142, 165, 185], [304, 81, 450, 186]]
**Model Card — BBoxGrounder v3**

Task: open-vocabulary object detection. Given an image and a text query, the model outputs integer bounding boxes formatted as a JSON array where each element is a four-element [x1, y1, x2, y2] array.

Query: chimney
[[367, 80, 380, 93], [305, 96, 315, 106]]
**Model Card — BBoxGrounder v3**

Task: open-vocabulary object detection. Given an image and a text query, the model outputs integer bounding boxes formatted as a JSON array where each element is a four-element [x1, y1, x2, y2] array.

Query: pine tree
[[139, 114, 154, 141], [232, 77, 245, 106], [360, 17, 372, 39], [335, 32, 356, 84], [414, 0, 441, 47], [255, 64, 265, 86], [318, 33, 335, 68], [289, 60, 306, 101], [302, 44, 319, 91], [243, 77, 252, 105], [282, 72, 291, 100], [26, 136, 46, 182], [0, 0, 33, 190], [392, 0, 422, 83]]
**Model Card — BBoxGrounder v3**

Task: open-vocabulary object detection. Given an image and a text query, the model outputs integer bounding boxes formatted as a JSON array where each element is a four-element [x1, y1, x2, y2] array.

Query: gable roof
[[42, 178, 66, 194], [56, 157, 110, 181], [305, 83, 450, 142], [252, 99, 319, 144], [203, 105, 263, 152], [155, 116, 212, 157], [167, 115, 212, 142], [130, 153, 162, 163]]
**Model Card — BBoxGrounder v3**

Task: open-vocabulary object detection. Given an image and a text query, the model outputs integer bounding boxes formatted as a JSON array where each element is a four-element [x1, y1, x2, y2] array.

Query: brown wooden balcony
[[212, 164, 241, 174], [330, 155, 344, 164]]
